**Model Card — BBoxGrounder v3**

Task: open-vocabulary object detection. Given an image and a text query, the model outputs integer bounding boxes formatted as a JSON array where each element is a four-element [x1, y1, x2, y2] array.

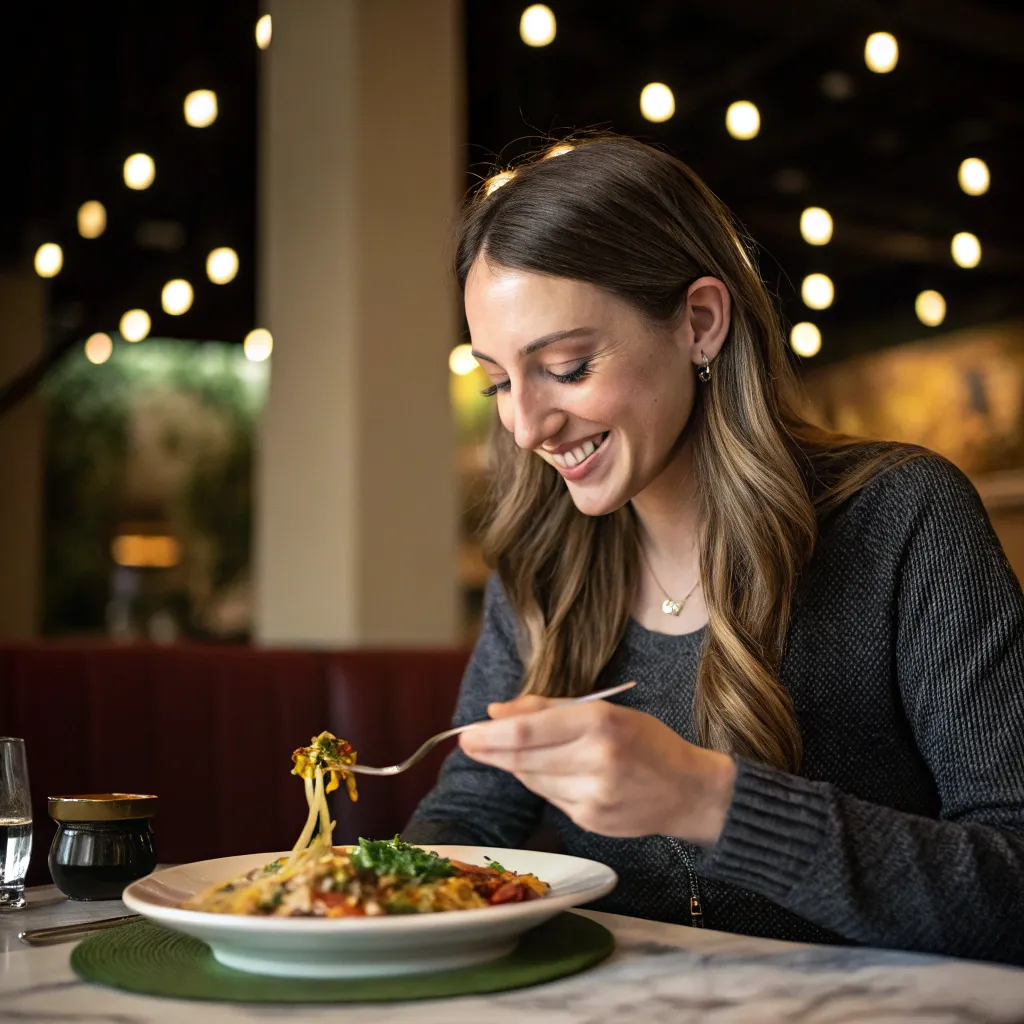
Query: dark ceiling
[[3, 0, 1022, 368]]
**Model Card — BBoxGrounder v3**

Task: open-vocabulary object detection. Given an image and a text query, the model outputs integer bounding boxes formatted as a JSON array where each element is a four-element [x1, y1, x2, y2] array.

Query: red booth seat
[[0, 643, 469, 885]]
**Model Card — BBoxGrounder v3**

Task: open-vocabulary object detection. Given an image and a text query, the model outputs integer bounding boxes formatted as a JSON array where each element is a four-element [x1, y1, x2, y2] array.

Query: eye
[[548, 359, 593, 384], [480, 379, 511, 398]]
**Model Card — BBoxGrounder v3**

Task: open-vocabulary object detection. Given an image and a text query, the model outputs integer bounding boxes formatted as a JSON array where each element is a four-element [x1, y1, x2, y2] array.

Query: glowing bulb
[[255, 14, 272, 50], [244, 328, 273, 361], [865, 32, 898, 73], [448, 343, 479, 376], [725, 100, 760, 140], [544, 143, 575, 159], [84, 332, 113, 365], [958, 158, 990, 196], [77, 200, 106, 239], [120, 309, 151, 343], [790, 322, 822, 358], [33, 243, 63, 278], [520, 5, 556, 47], [801, 273, 834, 310], [161, 279, 194, 316], [800, 207, 833, 245], [124, 153, 155, 190], [184, 89, 218, 128], [640, 83, 675, 123], [485, 171, 516, 196], [915, 290, 946, 327], [206, 247, 239, 284], [951, 232, 981, 268]]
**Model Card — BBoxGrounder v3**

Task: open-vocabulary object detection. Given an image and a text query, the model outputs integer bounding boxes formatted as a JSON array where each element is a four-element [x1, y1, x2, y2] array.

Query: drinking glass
[[0, 738, 32, 910]]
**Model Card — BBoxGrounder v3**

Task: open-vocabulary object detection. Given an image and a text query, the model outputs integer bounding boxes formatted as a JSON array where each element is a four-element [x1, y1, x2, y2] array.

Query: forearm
[[700, 759, 1024, 965]]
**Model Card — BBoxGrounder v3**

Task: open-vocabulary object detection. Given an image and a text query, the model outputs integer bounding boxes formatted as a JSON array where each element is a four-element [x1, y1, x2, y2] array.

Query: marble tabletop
[[3, 885, 1024, 1023]]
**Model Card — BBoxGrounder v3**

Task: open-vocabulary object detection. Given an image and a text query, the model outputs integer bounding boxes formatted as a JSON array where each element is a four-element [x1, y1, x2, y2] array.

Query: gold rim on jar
[[47, 793, 158, 822]]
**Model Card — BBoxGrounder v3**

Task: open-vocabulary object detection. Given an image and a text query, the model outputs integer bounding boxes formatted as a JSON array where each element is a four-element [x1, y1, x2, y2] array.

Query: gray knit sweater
[[406, 455, 1024, 965]]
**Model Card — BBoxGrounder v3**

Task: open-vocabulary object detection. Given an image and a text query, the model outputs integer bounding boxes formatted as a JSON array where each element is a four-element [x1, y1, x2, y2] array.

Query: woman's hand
[[459, 691, 737, 847]]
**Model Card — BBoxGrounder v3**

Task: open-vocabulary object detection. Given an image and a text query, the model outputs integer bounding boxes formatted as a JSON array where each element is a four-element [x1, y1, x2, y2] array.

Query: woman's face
[[464, 258, 727, 516]]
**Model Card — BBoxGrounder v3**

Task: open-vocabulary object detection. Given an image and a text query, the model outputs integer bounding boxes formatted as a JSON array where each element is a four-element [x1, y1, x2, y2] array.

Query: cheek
[[497, 401, 514, 434]]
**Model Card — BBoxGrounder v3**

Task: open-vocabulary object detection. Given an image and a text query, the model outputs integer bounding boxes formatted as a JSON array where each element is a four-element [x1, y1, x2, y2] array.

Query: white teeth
[[551, 434, 604, 471]]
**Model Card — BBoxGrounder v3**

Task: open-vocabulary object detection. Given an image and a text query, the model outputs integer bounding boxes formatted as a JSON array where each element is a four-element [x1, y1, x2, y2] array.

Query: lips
[[549, 432, 608, 470]]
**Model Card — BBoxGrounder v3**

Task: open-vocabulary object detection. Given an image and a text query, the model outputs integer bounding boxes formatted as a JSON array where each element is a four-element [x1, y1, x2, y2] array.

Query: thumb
[[486, 694, 562, 719]]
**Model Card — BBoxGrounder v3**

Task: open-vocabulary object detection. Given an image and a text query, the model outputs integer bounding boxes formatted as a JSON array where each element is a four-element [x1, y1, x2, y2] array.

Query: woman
[[404, 134, 1024, 964]]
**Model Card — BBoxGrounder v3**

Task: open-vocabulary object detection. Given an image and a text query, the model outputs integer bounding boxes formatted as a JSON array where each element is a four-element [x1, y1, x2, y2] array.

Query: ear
[[678, 276, 731, 368]]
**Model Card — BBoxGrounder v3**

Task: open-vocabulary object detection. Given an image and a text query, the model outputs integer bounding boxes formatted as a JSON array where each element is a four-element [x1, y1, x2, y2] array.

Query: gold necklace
[[638, 544, 701, 616]]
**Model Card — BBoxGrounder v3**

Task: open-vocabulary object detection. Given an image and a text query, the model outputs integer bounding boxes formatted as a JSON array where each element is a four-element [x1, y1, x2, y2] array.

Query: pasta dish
[[182, 731, 548, 916]]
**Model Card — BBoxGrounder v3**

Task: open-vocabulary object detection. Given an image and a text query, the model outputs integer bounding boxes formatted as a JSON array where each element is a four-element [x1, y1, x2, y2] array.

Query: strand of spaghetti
[[288, 770, 324, 863], [315, 766, 332, 849]]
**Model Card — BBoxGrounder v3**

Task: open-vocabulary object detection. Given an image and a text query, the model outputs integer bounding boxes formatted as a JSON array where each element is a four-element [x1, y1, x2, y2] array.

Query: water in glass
[[0, 738, 32, 910]]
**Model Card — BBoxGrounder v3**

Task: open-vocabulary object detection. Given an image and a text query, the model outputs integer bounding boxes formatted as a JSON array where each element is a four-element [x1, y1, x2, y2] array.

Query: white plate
[[122, 846, 617, 978]]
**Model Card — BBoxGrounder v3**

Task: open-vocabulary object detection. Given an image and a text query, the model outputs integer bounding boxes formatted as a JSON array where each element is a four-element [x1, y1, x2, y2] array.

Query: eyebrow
[[471, 326, 597, 365]]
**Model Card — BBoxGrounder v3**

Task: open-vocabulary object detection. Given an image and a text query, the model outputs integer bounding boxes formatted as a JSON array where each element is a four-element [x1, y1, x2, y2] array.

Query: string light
[[255, 14, 272, 50], [951, 232, 981, 268], [123, 153, 155, 190], [519, 5, 556, 47], [161, 279, 194, 316], [244, 328, 273, 361], [84, 332, 113, 365], [206, 247, 239, 284], [77, 201, 106, 239], [725, 101, 760, 140], [640, 83, 675, 123], [33, 243, 63, 278], [958, 158, 990, 196], [184, 89, 218, 128], [801, 273, 834, 310], [120, 309, 151, 342], [915, 290, 946, 327], [449, 344, 479, 376], [864, 32, 899, 73], [790, 322, 822, 357], [800, 207, 833, 245]]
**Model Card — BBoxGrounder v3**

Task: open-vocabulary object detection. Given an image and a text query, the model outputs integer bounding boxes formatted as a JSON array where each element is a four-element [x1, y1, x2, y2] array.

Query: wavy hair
[[457, 135, 917, 771]]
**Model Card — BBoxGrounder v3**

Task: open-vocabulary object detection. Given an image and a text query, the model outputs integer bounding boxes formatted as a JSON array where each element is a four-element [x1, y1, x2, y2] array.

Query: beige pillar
[[255, 0, 462, 645], [0, 274, 44, 639]]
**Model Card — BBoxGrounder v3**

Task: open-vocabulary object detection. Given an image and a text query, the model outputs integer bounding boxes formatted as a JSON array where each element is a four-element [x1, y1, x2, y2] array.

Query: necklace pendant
[[661, 598, 683, 616]]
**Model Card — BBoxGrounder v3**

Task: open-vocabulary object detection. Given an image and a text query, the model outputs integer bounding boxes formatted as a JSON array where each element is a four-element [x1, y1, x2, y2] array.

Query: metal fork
[[341, 681, 637, 777]]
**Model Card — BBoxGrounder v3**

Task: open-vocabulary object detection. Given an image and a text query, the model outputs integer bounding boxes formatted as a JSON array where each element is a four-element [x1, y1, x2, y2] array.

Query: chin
[[565, 482, 631, 517]]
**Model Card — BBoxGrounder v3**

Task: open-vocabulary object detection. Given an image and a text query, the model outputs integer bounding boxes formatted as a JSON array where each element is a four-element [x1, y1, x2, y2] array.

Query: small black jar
[[48, 793, 158, 900]]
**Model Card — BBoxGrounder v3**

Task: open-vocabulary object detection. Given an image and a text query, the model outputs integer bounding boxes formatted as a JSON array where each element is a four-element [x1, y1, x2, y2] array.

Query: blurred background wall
[[1, 0, 1022, 646]]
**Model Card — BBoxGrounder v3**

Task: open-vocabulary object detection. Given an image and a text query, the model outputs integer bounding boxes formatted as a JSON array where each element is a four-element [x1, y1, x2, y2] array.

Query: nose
[[505, 379, 565, 452]]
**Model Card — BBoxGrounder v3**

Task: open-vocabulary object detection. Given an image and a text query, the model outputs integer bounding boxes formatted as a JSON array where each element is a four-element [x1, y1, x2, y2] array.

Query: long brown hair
[[457, 135, 916, 772]]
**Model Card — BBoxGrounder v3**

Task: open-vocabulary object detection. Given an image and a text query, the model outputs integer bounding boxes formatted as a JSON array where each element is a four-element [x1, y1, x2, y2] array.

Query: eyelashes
[[480, 359, 594, 398]]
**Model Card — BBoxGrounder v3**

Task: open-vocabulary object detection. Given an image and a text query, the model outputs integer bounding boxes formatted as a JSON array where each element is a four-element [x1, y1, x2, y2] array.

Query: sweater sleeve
[[403, 575, 545, 847], [700, 457, 1024, 964]]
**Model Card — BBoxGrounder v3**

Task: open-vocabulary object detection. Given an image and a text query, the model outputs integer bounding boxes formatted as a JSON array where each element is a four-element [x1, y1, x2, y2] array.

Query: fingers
[[486, 694, 558, 719], [461, 733, 588, 775], [465, 699, 606, 755]]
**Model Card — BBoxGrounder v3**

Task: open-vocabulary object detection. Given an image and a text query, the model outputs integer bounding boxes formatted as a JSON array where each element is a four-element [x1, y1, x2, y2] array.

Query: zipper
[[667, 837, 705, 928]]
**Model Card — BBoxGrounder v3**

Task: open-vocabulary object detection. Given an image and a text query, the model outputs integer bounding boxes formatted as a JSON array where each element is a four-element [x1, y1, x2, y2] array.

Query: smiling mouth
[[550, 432, 609, 470]]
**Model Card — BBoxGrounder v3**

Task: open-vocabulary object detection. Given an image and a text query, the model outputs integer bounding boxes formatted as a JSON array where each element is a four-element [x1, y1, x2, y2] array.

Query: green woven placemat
[[71, 912, 613, 1003]]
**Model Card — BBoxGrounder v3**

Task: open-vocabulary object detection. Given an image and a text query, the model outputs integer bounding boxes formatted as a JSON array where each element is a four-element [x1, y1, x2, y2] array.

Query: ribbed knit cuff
[[698, 757, 833, 904]]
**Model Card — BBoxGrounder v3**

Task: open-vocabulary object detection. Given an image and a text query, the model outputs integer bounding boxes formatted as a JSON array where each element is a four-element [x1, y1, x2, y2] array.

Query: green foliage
[[40, 338, 268, 636]]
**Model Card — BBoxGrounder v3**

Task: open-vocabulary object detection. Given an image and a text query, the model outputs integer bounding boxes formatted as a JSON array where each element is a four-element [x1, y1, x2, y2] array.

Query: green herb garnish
[[351, 835, 454, 881], [485, 858, 506, 873]]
